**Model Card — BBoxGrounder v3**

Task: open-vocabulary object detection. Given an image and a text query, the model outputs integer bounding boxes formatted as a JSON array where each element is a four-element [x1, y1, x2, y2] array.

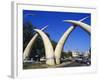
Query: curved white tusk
[[64, 20, 91, 35], [23, 25, 48, 60], [34, 29, 55, 65], [55, 26, 75, 64]]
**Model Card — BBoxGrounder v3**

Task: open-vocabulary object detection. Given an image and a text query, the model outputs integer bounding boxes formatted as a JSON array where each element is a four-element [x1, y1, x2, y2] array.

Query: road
[[63, 61, 89, 67]]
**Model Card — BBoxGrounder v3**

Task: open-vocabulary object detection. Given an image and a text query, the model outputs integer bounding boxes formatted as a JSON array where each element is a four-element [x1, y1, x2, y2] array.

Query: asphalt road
[[23, 60, 90, 69], [63, 61, 89, 67]]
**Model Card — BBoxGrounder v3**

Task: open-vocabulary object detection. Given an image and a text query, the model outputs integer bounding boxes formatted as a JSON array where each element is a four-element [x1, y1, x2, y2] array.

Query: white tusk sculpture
[[24, 16, 90, 65], [23, 25, 48, 60], [34, 29, 55, 65], [63, 20, 91, 35], [55, 26, 75, 64], [55, 17, 90, 64]]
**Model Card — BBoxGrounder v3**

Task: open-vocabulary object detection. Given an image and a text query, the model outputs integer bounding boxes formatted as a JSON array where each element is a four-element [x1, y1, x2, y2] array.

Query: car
[[74, 57, 91, 66], [82, 58, 91, 66]]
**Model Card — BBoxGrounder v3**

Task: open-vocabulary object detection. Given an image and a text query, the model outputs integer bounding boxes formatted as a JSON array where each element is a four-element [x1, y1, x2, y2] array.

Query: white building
[[72, 51, 80, 57]]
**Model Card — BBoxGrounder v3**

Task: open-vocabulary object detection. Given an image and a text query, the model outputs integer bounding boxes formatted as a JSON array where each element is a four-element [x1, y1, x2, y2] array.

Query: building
[[72, 51, 80, 57]]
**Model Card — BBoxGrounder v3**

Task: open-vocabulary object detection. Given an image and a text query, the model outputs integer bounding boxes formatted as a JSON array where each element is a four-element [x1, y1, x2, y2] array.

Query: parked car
[[75, 57, 91, 66], [81, 58, 91, 66]]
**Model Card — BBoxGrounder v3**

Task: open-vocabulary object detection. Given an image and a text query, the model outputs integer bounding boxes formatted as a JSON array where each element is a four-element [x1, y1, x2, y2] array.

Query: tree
[[61, 51, 72, 58], [23, 22, 36, 51]]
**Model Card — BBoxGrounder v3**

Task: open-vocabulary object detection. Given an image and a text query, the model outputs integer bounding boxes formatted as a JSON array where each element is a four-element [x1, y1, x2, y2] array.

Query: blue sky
[[23, 10, 91, 53]]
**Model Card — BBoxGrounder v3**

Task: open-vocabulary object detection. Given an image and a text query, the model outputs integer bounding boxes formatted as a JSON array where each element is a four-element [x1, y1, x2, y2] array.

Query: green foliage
[[23, 22, 36, 50], [51, 40, 57, 50], [61, 51, 72, 58]]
